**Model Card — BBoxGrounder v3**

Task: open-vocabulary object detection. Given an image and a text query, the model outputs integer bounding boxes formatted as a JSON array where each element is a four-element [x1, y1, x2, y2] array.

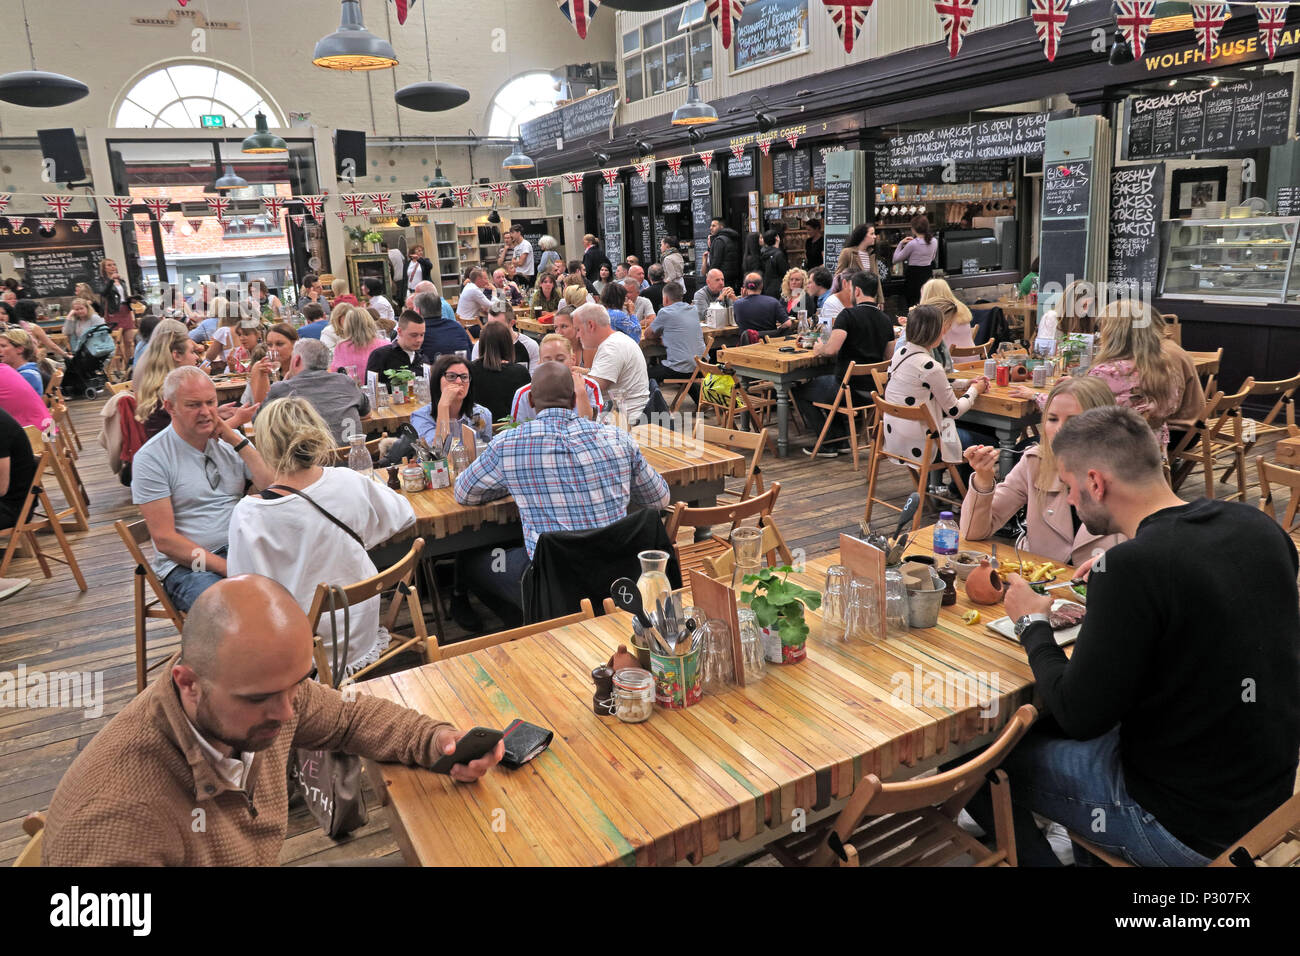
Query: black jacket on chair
[[521, 509, 681, 624]]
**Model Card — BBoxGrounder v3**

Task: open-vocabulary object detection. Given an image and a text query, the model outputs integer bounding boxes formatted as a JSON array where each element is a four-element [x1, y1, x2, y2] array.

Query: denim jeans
[[459, 545, 531, 628], [963, 724, 1213, 867], [162, 546, 227, 613], [795, 374, 845, 441]]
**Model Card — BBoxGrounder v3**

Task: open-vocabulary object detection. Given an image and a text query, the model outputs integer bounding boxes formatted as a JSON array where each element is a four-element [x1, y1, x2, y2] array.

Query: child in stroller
[[63, 323, 115, 399]]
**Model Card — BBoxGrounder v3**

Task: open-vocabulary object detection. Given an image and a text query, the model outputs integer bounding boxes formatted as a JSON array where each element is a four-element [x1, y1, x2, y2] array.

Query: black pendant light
[[396, 2, 469, 112], [0, 2, 88, 108], [314, 0, 398, 71], [241, 113, 288, 154]]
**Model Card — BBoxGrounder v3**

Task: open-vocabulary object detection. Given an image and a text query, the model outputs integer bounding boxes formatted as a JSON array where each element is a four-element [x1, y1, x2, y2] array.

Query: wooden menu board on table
[[461, 423, 478, 462], [839, 533, 886, 642], [689, 569, 745, 688]]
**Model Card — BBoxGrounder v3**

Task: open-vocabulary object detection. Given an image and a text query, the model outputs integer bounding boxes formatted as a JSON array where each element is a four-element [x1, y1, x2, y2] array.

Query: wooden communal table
[[1277, 434, 1300, 468], [717, 338, 831, 458], [516, 317, 552, 341], [211, 377, 248, 402], [396, 423, 743, 558], [642, 323, 741, 361], [358, 534, 1063, 866], [362, 401, 416, 435]]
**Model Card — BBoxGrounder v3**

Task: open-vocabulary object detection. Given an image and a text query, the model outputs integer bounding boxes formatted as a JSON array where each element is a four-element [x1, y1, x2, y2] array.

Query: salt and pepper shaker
[[591, 665, 616, 717], [938, 566, 958, 607]]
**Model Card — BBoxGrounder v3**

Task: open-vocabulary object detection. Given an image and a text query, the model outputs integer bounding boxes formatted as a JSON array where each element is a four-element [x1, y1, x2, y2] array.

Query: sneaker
[[448, 592, 483, 633], [802, 446, 841, 458], [0, 577, 31, 602]]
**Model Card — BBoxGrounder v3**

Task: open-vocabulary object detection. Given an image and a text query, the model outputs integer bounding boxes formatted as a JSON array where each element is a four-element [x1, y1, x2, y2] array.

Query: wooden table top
[[717, 339, 831, 376], [1277, 434, 1300, 468], [516, 317, 552, 337], [211, 377, 247, 399], [359, 532, 1063, 866], [400, 423, 744, 540], [363, 402, 416, 434]]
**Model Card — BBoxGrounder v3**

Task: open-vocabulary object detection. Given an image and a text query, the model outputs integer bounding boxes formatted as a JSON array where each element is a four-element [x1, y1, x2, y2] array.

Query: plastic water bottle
[[933, 512, 959, 560], [447, 438, 468, 483]]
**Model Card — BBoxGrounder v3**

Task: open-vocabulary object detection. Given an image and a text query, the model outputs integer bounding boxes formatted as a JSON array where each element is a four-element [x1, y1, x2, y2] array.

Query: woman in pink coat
[[960, 376, 1125, 567]]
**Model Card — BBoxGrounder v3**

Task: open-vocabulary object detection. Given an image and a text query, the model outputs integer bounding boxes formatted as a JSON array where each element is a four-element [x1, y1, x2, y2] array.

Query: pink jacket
[[331, 338, 387, 384], [958, 445, 1125, 567]]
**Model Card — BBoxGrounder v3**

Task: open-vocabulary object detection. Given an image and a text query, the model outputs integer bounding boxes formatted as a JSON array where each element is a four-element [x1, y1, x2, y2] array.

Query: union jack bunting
[[370, 192, 395, 214], [489, 182, 512, 202], [934, 0, 978, 58], [162, 220, 174, 234], [299, 195, 326, 220], [785, 133, 799, 150], [335, 211, 349, 223], [290, 215, 305, 228], [665, 156, 683, 176], [6, 217, 25, 231], [1030, 0, 1069, 62], [105, 196, 134, 219], [602, 168, 620, 186], [0, 194, 10, 213], [562, 172, 586, 191], [392, 0, 416, 25], [821, 0, 874, 55], [143, 197, 171, 219], [414, 188, 439, 210], [1191, 3, 1230, 59], [699, 150, 714, 168], [524, 178, 550, 198], [43, 195, 73, 219], [241, 217, 256, 228], [1258, 3, 1288, 59], [262, 196, 287, 217], [451, 186, 472, 207], [341, 193, 371, 216], [479, 191, 494, 205], [634, 163, 650, 181], [206, 197, 231, 217], [707, 0, 748, 50], [1113, 1, 1155, 60], [106, 221, 120, 234], [556, 0, 600, 39], [759, 141, 771, 156], [188, 219, 204, 233], [137, 221, 151, 234], [38, 219, 57, 232], [731, 145, 746, 162]]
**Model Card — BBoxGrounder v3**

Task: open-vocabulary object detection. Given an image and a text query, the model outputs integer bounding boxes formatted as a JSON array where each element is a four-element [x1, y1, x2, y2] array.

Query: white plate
[[986, 599, 1084, 647]]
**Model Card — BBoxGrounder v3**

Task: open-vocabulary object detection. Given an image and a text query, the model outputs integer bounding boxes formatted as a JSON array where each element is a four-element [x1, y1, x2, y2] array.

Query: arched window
[[487, 73, 563, 138], [114, 62, 282, 129]]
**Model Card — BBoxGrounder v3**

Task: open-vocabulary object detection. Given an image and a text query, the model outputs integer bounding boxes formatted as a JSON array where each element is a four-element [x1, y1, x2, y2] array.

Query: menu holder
[[839, 533, 887, 643], [688, 569, 745, 688], [460, 423, 478, 463], [365, 370, 379, 409]]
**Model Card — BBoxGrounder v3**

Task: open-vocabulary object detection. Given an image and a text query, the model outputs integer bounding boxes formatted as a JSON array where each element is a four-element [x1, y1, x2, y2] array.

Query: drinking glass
[[698, 619, 735, 695], [884, 568, 909, 636], [737, 608, 766, 681], [844, 578, 879, 643], [822, 565, 850, 641], [729, 526, 764, 591]]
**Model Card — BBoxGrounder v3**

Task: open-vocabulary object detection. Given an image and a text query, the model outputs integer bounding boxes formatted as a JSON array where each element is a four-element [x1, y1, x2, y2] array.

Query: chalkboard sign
[[630, 173, 649, 207], [563, 88, 619, 143], [1039, 218, 1088, 294], [728, 150, 753, 178], [661, 169, 689, 202], [1125, 74, 1292, 160], [773, 152, 792, 193], [0, 216, 101, 252], [889, 113, 1048, 168], [23, 248, 106, 298], [520, 108, 563, 157], [734, 0, 809, 72], [823, 235, 845, 268], [1043, 160, 1092, 219], [693, 238, 709, 273], [1108, 164, 1165, 292], [692, 197, 712, 245], [655, 215, 667, 244], [603, 183, 623, 264], [689, 164, 712, 198], [824, 180, 852, 228], [875, 154, 1013, 185], [789, 149, 810, 191], [812, 150, 827, 190], [1276, 186, 1300, 217]]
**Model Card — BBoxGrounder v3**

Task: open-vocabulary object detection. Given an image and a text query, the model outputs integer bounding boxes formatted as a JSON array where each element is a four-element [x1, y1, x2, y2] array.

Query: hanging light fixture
[[672, 85, 718, 126], [503, 141, 535, 171], [241, 112, 288, 154], [314, 0, 399, 71], [396, 0, 470, 111], [0, 1, 88, 107], [431, 166, 452, 188], [215, 165, 249, 191]]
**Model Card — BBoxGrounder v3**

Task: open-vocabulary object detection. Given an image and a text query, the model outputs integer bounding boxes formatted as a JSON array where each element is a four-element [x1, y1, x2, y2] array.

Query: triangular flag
[[525, 178, 549, 198], [106, 196, 134, 220], [188, 218, 204, 232], [700, 151, 714, 168], [290, 215, 305, 228], [934, 0, 978, 58], [342, 193, 371, 216], [38, 219, 57, 232], [1258, 3, 1288, 59], [0, 194, 10, 213], [1113, 0, 1155, 60], [665, 156, 683, 176], [162, 220, 175, 234], [731, 145, 746, 162], [603, 168, 620, 186], [143, 196, 171, 219], [489, 182, 512, 201], [5, 216, 24, 231], [479, 191, 494, 205], [137, 221, 151, 234], [414, 188, 439, 209], [1031, 0, 1069, 62], [821, 0, 874, 54], [562, 172, 586, 191], [106, 221, 120, 234], [392, 0, 417, 25], [370, 192, 395, 214], [634, 163, 651, 181], [759, 141, 771, 156], [785, 133, 799, 150], [556, 0, 600, 39], [451, 186, 472, 207], [707, 0, 748, 50], [206, 196, 231, 217], [43, 195, 73, 219], [262, 196, 287, 217], [299, 195, 326, 220], [1190, 2, 1230, 59]]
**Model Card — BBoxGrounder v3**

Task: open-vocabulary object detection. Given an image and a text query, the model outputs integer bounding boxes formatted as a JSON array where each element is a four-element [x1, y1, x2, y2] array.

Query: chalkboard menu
[[654, 215, 667, 244], [689, 164, 712, 199], [824, 180, 852, 228], [520, 109, 563, 157], [513, 218, 547, 271], [638, 214, 652, 263], [1276, 186, 1300, 217], [734, 0, 809, 72], [773, 150, 811, 193], [603, 183, 623, 264], [630, 173, 649, 207], [728, 150, 753, 178], [1043, 160, 1092, 218], [875, 154, 1013, 185], [693, 238, 709, 273], [888, 113, 1048, 168], [661, 169, 689, 203], [812, 151, 826, 190], [23, 248, 106, 298], [823, 235, 845, 269], [563, 88, 619, 143], [1125, 75, 1292, 160], [1108, 163, 1165, 291], [1039, 218, 1088, 294]]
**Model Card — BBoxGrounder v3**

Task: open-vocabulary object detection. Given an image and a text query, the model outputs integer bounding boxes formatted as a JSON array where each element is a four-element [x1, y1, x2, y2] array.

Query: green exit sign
[[200, 115, 225, 128]]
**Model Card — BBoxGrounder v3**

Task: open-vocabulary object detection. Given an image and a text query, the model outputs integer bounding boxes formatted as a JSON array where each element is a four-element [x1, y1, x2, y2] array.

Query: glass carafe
[[636, 550, 672, 621], [737, 608, 766, 681], [347, 435, 372, 479]]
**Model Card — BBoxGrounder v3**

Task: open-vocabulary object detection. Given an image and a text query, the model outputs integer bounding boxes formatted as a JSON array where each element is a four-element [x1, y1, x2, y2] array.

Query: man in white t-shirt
[[808, 266, 844, 328], [508, 225, 534, 287], [575, 302, 649, 416], [456, 267, 493, 320]]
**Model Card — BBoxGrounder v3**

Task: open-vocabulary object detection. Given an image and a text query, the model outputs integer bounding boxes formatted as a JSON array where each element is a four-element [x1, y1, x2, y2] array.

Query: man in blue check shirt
[[453, 362, 670, 629]]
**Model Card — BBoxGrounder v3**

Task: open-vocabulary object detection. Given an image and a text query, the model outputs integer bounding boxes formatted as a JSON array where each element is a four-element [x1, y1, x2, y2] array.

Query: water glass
[[737, 609, 765, 681], [698, 619, 736, 695], [822, 565, 850, 641], [884, 567, 909, 636], [729, 526, 764, 590], [844, 578, 879, 643], [376, 385, 390, 409]]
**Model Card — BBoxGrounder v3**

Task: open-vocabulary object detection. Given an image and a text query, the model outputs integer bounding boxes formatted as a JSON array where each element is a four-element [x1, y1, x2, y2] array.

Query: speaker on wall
[[335, 129, 367, 181], [37, 128, 86, 184]]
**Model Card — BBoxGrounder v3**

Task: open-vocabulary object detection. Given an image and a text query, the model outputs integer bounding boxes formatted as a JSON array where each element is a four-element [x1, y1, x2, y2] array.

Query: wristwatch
[[1014, 613, 1051, 637], [232, 437, 251, 453]]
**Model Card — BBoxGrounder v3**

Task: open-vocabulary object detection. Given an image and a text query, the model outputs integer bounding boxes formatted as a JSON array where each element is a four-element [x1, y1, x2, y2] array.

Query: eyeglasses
[[443, 372, 470, 384], [202, 454, 222, 491]]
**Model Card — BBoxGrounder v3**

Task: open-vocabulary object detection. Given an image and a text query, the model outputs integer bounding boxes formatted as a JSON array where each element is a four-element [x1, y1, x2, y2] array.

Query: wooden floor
[[1, 397, 1296, 866]]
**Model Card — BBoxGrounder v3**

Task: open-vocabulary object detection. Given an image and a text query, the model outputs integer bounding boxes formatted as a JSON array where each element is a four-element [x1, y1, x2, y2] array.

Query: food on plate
[[1070, 582, 1087, 600], [998, 560, 1066, 582], [1049, 603, 1086, 630]]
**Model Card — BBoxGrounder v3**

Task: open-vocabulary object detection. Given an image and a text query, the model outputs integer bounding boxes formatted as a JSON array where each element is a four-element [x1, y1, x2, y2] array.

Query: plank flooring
[[1, 397, 1295, 866]]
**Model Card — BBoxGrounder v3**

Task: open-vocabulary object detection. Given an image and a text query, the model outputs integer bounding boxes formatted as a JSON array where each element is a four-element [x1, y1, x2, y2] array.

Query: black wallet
[[501, 719, 554, 769]]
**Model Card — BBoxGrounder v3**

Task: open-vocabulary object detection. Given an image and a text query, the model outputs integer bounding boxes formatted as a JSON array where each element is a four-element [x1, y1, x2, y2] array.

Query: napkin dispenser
[[707, 302, 731, 329]]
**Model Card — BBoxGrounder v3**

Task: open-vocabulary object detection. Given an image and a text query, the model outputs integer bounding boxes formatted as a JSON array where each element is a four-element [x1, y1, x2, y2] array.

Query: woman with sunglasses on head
[[411, 354, 492, 454]]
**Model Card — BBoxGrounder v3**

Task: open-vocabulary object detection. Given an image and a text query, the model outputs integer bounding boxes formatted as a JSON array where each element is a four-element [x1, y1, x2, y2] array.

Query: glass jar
[[400, 463, 427, 494], [737, 608, 766, 681], [447, 438, 468, 482], [884, 567, 910, 635], [613, 667, 654, 723], [636, 550, 672, 618], [698, 619, 735, 695], [346, 435, 372, 479]]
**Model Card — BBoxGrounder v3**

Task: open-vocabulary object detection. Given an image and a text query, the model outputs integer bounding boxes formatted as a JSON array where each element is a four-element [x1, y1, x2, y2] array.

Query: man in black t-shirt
[[796, 272, 894, 457], [0, 407, 35, 598], [964, 406, 1300, 866]]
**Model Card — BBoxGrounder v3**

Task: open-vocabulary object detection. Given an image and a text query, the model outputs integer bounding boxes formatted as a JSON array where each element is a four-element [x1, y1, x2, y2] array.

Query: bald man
[[691, 268, 736, 324], [42, 575, 501, 866]]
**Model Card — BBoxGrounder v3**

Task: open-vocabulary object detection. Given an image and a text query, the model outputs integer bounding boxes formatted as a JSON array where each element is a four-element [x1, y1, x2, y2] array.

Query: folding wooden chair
[[115, 519, 187, 693], [694, 421, 769, 501], [1257, 458, 1300, 533], [808, 359, 888, 470], [306, 537, 430, 686], [12, 813, 44, 867], [1238, 371, 1300, 457], [28, 426, 89, 533], [768, 705, 1038, 867], [1168, 381, 1254, 502], [701, 514, 793, 579], [46, 369, 81, 456], [950, 342, 991, 361], [1161, 312, 1181, 345], [693, 358, 743, 429], [107, 381, 132, 396], [663, 483, 781, 581], [431, 599, 595, 661], [666, 358, 705, 413], [1196, 347, 1223, 398], [0, 429, 87, 590], [864, 397, 967, 532]]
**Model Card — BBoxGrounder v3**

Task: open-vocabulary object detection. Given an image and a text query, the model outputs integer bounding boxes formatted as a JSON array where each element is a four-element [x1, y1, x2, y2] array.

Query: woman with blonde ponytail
[[132, 319, 201, 438]]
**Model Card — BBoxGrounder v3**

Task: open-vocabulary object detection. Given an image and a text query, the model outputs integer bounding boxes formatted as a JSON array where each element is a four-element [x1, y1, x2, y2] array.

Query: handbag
[[270, 485, 371, 839]]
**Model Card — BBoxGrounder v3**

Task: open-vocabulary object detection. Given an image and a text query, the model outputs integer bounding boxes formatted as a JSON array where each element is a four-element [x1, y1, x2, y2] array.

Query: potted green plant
[[741, 565, 821, 664], [384, 367, 414, 403], [346, 225, 367, 252], [364, 230, 384, 252]]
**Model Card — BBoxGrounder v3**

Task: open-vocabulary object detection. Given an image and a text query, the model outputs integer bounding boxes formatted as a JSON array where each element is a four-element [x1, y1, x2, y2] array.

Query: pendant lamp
[[0, 1, 88, 107], [314, 0, 399, 71], [241, 113, 288, 154]]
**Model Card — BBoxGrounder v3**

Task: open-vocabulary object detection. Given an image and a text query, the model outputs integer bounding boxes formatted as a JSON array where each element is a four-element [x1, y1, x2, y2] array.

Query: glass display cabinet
[[1159, 217, 1300, 303]]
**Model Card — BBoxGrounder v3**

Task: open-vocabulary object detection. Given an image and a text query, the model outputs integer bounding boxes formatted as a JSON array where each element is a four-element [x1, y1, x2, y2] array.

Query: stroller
[[63, 323, 115, 399]]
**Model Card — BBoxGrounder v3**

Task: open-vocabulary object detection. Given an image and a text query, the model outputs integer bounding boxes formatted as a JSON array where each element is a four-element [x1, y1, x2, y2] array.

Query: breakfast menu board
[[773, 150, 811, 193], [1124, 74, 1293, 159], [1108, 163, 1165, 291], [1043, 159, 1092, 218]]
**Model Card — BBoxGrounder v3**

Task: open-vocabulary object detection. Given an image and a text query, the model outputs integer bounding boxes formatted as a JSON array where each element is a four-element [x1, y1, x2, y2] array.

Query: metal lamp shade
[[0, 70, 89, 108], [503, 149, 535, 171], [431, 166, 452, 187], [314, 0, 399, 71], [395, 81, 470, 112], [241, 113, 288, 154], [215, 165, 249, 190], [672, 85, 717, 126]]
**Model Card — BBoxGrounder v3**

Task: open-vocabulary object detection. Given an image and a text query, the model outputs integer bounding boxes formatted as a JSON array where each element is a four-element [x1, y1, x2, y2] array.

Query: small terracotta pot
[[1010, 364, 1030, 382], [964, 557, 1006, 605]]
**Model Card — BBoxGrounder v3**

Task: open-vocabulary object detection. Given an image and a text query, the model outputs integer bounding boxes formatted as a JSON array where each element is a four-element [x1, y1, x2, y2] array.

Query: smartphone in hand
[[430, 727, 504, 775]]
